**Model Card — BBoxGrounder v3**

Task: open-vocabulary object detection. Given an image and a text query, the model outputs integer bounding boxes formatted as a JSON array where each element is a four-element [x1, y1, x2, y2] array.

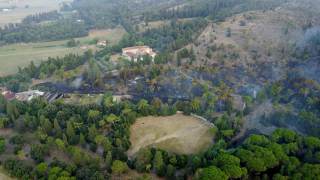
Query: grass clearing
[[0, 27, 126, 76], [128, 113, 214, 156], [0, 40, 86, 76], [79, 28, 127, 44]]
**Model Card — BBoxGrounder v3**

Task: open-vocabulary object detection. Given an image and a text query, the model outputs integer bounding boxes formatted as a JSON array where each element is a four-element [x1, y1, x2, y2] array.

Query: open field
[[0, 28, 126, 76], [0, 40, 85, 76], [77, 28, 126, 45], [128, 113, 214, 156], [0, 0, 72, 27]]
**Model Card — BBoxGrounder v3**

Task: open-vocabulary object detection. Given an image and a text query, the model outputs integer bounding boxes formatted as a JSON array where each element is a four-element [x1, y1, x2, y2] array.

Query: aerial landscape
[[0, 0, 320, 179]]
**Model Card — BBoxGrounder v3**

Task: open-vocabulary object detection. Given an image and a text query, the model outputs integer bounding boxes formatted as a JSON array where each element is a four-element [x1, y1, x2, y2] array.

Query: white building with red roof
[[122, 46, 156, 62]]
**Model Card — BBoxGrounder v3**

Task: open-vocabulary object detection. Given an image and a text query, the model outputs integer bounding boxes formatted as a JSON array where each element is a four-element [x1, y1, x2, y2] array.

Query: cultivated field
[[0, 28, 126, 76], [128, 113, 214, 156], [0, 0, 72, 27]]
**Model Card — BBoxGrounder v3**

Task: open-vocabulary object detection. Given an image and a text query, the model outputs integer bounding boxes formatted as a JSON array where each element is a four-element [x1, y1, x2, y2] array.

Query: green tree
[[0, 116, 9, 128], [40, 116, 52, 135], [30, 144, 49, 163], [112, 160, 128, 175], [35, 162, 48, 177], [88, 125, 98, 142], [105, 151, 112, 169], [135, 148, 153, 172], [153, 151, 165, 176], [106, 114, 119, 124], [88, 110, 101, 123], [6, 102, 19, 120], [0, 95, 6, 113], [66, 39, 77, 47], [213, 153, 247, 178], [0, 137, 6, 154], [53, 119, 62, 138], [66, 121, 76, 143], [195, 166, 228, 180], [191, 98, 201, 113], [79, 133, 86, 147], [95, 135, 112, 152], [55, 138, 65, 150], [137, 99, 149, 115], [166, 164, 176, 178]]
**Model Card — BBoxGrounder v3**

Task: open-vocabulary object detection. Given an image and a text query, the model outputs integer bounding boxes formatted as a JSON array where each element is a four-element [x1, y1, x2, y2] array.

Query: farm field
[[0, 28, 126, 76], [127, 113, 214, 156], [0, 0, 72, 27]]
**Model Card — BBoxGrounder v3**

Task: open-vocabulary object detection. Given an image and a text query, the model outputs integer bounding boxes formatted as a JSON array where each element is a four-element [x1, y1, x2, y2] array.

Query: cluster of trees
[[96, 18, 206, 62], [0, 0, 289, 45], [22, 11, 61, 24], [177, 48, 196, 65], [195, 128, 320, 179], [70, 0, 123, 29], [139, 19, 207, 52], [262, 78, 320, 136], [145, 0, 289, 22], [0, 51, 92, 92], [0, 19, 87, 44], [0, 93, 178, 179], [1, 76, 320, 179], [130, 128, 320, 179]]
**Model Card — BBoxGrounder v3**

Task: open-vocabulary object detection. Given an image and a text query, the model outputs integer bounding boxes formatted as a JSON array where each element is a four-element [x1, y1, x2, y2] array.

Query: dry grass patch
[[128, 114, 214, 156]]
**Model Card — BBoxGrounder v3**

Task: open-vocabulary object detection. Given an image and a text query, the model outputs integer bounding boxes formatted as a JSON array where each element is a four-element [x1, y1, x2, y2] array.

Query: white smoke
[[71, 76, 83, 89], [298, 26, 320, 49]]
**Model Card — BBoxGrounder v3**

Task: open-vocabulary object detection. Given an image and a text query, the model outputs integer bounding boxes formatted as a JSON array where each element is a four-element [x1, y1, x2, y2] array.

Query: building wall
[[122, 46, 156, 62]]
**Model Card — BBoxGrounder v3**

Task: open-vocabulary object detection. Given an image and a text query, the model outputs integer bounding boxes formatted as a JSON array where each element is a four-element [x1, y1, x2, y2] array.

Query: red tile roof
[[2, 91, 15, 100]]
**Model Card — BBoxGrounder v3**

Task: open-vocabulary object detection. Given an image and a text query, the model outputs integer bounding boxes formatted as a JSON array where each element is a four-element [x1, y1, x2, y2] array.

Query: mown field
[[0, 0, 72, 27], [128, 113, 214, 156], [0, 28, 126, 76]]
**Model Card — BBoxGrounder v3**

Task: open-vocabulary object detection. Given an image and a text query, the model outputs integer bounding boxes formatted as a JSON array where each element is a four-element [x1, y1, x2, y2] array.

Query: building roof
[[2, 91, 15, 100], [15, 90, 45, 101], [122, 46, 151, 51]]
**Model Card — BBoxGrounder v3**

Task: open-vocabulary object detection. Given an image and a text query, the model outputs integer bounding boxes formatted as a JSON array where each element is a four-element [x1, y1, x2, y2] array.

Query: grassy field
[[128, 113, 214, 156], [0, 0, 72, 27], [0, 28, 126, 76]]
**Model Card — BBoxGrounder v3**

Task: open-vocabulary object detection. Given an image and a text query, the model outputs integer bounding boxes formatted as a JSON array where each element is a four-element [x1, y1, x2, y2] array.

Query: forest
[[1, 91, 320, 179]]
